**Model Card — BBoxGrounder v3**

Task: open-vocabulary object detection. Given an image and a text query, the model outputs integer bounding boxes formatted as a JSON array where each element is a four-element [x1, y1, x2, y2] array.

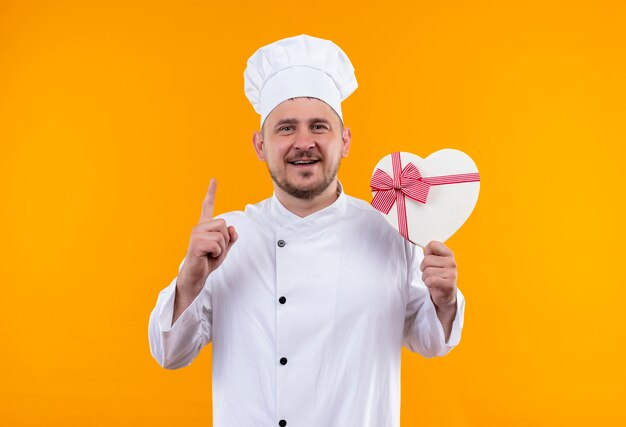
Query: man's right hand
[[173, 179, 238, 324], [179, 178, 238, 287]]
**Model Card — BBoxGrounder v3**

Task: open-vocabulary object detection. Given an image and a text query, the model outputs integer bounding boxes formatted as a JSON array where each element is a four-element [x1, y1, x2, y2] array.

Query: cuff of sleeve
[[156, 276, 202, 333], [436, 287, 466, 347]]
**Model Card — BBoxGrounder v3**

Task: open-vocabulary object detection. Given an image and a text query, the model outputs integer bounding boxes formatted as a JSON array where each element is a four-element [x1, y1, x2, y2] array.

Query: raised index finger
[[199, 178, 216, 222]]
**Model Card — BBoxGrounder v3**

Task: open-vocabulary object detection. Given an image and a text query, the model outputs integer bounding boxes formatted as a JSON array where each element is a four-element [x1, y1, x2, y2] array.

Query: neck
[[274, 180, 340, 218]]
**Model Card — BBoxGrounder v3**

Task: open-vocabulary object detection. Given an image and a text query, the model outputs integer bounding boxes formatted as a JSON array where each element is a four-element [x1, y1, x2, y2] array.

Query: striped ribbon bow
[[370, 152, 480, 240]]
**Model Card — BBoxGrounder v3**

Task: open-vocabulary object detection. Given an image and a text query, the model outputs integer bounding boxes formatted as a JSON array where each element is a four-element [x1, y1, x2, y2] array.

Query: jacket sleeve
[[402, 243, 466, 358], [148, 257, 213, 369]]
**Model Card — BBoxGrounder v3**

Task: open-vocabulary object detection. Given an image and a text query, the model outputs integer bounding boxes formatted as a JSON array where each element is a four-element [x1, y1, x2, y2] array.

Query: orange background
[[1, 0, 625, 425]]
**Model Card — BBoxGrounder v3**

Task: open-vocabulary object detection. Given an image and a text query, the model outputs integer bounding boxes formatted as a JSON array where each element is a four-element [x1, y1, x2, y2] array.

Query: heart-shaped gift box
[[370, 150, 480, 247]]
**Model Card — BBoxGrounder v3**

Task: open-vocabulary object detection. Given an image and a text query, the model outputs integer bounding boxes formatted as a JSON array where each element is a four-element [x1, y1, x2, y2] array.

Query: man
[[148, 34, 465, 427]]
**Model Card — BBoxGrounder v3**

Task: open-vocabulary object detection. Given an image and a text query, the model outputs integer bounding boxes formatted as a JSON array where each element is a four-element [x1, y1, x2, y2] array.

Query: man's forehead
[[265, 97, 341, 127]]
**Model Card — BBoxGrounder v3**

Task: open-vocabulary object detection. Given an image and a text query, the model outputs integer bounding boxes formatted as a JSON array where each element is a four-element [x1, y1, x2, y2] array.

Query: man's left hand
[[419, 241, 458, 310]]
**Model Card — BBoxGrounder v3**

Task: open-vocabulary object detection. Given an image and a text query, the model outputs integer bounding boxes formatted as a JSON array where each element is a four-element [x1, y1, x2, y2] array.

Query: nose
[[293, 128, 316, 150]]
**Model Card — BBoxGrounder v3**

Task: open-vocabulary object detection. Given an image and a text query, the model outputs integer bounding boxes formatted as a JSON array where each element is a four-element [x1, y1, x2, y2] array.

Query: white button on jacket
[[148, 183, 465, 427]]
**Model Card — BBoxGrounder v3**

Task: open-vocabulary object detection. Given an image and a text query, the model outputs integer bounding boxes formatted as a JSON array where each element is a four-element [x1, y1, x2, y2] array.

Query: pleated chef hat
[[244, 34, 358, 128]]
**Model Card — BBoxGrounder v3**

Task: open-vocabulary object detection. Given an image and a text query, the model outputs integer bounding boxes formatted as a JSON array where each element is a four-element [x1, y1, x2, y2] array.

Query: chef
[[148, 34, 465, 427]]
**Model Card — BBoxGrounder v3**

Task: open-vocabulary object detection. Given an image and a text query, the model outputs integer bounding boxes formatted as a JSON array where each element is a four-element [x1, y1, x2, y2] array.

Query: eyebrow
[[273, 117, 332, 131]]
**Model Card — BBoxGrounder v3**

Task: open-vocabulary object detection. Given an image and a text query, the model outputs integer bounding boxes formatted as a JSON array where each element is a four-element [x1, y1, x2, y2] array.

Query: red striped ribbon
[[370, 152, 480, 240]]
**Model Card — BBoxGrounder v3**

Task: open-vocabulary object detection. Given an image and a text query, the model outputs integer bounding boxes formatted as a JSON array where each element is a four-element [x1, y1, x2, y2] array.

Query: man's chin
[[269, 163, 339, 200], [276, 177, 333, 200]]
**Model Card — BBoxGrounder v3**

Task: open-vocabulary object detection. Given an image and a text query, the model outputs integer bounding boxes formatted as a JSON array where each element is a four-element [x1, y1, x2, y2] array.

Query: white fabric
[[148, 182, 465, 427], [244, 34, 358, 128]]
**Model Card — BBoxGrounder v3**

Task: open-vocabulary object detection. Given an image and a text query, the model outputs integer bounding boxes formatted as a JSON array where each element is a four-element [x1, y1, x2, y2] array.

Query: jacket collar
[[270, 180, 347, 230]]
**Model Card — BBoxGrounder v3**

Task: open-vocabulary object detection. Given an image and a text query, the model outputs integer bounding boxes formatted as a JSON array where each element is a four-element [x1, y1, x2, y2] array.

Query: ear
[[341, 127, 352, 158], [252, 131, 266, 161]]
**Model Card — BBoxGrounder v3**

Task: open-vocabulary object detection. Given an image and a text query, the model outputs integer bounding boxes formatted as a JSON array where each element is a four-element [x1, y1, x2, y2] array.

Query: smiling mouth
[[288, 159, 320, 165]]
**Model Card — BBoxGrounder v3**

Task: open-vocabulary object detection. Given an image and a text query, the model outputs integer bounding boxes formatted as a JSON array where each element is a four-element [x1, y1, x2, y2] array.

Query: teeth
[[292, 160, 317, 165]]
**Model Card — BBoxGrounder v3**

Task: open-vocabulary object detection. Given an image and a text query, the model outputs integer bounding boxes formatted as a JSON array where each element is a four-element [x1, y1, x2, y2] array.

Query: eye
[[312, 124, 328, 130], [279, 126, 293, 132]]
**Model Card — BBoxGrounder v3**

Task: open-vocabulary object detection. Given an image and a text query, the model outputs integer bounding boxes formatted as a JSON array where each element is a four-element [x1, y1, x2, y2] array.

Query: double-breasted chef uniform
[[148, 181, 465, 427]]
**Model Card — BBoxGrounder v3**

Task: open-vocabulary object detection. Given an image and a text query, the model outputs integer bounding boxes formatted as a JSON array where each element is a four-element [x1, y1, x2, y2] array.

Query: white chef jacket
[[148, 182, 465, 427]]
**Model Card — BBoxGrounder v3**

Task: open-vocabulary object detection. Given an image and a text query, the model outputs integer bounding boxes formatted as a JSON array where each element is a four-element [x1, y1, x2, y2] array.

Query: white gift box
[[370, 150, 481, 247]]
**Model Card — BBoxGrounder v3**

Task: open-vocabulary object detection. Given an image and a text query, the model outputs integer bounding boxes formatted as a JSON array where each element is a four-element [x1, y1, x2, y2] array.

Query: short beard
[[269, 160, 340, 200]]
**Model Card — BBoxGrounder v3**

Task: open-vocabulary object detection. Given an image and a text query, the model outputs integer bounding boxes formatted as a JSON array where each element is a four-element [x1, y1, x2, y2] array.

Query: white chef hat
[[244, 34, 358, 128]]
